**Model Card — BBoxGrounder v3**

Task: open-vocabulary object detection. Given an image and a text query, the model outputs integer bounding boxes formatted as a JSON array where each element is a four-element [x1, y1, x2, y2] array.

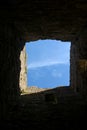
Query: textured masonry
[[0, 0, 87, 119]]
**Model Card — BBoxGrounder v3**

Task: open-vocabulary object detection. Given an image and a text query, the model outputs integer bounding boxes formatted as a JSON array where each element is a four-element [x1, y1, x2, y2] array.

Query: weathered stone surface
[[19, 46, 27, 91]]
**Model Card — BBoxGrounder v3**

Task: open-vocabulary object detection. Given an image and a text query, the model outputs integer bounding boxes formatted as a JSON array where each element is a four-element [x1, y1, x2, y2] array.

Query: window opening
[[25, 40, 71, 89]]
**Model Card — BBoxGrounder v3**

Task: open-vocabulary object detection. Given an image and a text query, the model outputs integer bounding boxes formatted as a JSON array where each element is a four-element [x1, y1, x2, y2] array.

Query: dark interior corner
[[0, 0, 87, 129]]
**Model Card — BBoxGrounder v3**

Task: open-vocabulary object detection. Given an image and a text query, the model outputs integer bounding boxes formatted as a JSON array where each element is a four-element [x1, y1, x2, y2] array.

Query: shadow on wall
[[2, 86, 86, 129]]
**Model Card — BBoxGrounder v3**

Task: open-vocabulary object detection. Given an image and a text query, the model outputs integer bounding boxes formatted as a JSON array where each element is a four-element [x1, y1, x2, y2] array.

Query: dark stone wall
[[0, 23, 25, 119], [70, 28, 87, 98]]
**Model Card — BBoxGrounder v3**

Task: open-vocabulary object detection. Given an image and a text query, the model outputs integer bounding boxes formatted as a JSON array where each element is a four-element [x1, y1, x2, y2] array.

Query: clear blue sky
[[26, 40, 71, 88]]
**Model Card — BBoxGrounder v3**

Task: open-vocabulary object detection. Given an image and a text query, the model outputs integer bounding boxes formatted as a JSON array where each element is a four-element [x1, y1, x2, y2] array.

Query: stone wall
[[0, 0, 87, 119], [70, 28, 87, 98], [0, 23, 25, 119], [19, 46, 27, 91]]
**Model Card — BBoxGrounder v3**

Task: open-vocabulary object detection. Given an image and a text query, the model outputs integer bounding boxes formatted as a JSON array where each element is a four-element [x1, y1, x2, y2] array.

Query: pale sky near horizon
[[25, 40, 71, 88]]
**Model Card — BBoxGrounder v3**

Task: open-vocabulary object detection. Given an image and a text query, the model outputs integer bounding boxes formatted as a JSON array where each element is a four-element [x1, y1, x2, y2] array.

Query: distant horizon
[[26, 40, 71, 88], [27, 63, 70, 88]]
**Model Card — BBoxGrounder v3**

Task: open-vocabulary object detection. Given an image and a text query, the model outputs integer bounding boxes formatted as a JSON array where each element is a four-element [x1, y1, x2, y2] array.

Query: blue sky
[[26, 40, 71, 88]]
